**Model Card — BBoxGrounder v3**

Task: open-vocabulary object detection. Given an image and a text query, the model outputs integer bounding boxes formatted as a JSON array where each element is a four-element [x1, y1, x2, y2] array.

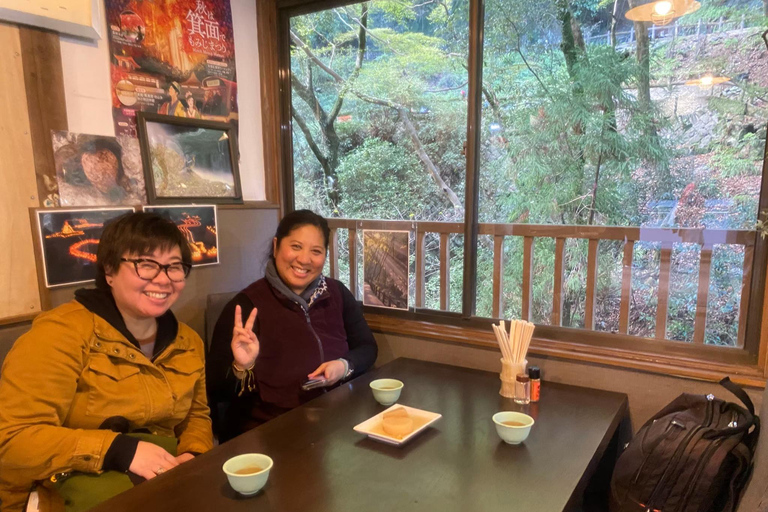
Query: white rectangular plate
[[353, 404, 442, 446]]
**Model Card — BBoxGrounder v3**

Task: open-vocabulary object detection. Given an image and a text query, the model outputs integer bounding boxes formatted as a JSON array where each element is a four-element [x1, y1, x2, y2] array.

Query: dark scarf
[[74, 286, 179, 357], [264, 259, 327, 310]]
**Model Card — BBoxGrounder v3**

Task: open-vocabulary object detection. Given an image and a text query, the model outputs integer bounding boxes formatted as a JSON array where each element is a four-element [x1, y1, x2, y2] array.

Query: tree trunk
[[556, 0, 580, 80], [610, 0, 619, 48], [289, 3, 370, 209], [628, 0, 651, 110]]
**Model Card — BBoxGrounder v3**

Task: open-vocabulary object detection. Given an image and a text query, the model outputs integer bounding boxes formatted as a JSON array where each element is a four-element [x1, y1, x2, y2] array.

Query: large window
[[271, 0, 768, 367]]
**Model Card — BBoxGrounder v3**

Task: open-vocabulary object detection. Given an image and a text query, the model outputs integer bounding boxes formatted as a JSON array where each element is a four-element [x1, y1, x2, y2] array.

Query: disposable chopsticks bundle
[[492, 319, 534, 364]]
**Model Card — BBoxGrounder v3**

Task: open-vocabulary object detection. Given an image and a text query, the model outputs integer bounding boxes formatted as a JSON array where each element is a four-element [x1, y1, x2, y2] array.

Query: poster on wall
[[105, 0, 238, 137], [52, 131, 147, 206], [143, 205, 219, 266], [362, 230, 410, 310], [36, 207, 134, 288]]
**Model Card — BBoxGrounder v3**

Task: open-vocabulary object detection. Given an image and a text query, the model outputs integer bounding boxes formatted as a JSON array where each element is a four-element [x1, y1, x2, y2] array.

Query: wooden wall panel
[[0, 22, 42, 321]]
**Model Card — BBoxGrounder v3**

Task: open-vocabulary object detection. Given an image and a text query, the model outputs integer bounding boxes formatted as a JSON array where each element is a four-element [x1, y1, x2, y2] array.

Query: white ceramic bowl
[[369, 379, 404, 406], [492, 411, 534, 444], [222, 453, 273, 495]]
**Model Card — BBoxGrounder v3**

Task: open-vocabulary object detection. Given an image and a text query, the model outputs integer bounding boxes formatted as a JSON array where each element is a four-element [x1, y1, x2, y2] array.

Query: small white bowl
[[369, 379, 404, 406], [492, 411, 534, 445], [222, 453, 273, 495]]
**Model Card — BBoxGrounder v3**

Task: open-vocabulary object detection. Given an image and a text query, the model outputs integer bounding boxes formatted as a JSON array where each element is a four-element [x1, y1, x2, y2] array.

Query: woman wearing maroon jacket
[[206, 210, 378, 441]]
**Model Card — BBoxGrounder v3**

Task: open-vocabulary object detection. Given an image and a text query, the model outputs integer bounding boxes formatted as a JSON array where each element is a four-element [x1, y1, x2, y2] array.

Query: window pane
[[478, 0, 763, 347], [290, 1, 468, 310], [290, 2, 467, 222]]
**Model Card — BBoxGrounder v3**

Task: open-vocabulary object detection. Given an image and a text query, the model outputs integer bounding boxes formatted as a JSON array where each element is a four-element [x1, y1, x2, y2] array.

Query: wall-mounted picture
[[362, 230, 409, 310], [52, 131, 147, 206], [137, 112, 242, 204], [36, 208, 135, 288], [143, 205, 219, 266]]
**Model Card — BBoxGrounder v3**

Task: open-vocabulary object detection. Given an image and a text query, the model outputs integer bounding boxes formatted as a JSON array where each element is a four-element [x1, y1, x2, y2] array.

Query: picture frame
[[362, 230, 410, 310], [0, 0, 102, 40], [143, 205, 220, 267], [35, 207, 135, 288], [137, 112, 242, 204]]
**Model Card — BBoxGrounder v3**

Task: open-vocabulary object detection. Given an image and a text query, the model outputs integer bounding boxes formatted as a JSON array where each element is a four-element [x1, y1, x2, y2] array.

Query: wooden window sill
[[364, 312, 768, 388]]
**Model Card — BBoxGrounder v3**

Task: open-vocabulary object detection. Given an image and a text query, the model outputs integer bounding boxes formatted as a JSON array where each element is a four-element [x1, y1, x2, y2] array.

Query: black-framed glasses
[[120, 258, 191, 282]]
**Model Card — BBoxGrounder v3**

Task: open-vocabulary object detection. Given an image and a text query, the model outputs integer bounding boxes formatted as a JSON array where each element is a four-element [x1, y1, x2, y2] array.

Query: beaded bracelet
[[233, 361, 256, 396]]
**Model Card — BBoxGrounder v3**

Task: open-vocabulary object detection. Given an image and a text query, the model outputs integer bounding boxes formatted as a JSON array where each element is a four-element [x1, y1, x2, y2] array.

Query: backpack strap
[[720, 377, 755, 415]]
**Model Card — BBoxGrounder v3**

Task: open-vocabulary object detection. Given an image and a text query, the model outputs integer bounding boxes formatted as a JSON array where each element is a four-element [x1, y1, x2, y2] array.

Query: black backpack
[[610, 378, 760, 512]]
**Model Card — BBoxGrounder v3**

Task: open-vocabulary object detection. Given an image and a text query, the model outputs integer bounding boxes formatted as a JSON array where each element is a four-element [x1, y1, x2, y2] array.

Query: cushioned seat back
[[736, 383, 768, 512], [205, 292, 237, 353], [0, 323, 32, 375]]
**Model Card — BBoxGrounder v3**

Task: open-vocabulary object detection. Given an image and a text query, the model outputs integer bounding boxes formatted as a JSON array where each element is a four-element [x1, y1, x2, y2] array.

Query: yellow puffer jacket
[[0, 300, 213, 512]]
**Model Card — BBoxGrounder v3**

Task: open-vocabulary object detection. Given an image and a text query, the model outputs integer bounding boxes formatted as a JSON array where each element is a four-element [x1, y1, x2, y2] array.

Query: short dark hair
[[271, 209, 330, 257], [96, 212, 191, 289]]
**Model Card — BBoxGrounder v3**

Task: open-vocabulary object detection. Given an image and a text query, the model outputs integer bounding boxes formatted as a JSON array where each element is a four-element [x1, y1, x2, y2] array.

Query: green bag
[[51, 433, 177, 512]]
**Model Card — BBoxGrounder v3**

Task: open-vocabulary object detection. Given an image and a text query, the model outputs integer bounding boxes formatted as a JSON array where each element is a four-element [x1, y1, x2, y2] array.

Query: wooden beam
[[328, 228, 339, 279], [693, 245, 713, 345], [256, 0, 283, 207], [738, 244, 754, 348], [619, 240, 634, 334], [584, 239, 599, 330], [492, 235, 504, 318], [19, 27, 67, 207], [656, 242, 673, 340], [522, 236, 533, 321], [552, 238, 565, 326], [415, 230, 426, 308], [440, 233, 450, 311], [348, 227, 357, 298]]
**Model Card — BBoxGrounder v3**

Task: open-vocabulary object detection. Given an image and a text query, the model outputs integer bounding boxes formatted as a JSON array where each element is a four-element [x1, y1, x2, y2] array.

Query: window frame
[[257, 0, 768, 385]]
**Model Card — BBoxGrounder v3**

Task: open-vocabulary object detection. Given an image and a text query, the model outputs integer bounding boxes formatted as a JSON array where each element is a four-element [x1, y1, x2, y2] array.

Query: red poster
[[106, 0, 237, 137]]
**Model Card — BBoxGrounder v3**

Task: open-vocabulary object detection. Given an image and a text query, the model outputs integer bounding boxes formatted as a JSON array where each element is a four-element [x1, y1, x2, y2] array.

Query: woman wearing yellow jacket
[[0, 212, 213, 511]]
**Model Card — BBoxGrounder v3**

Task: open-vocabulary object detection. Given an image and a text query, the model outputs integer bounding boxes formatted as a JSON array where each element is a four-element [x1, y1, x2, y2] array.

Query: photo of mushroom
[[52, 131, 147, 206]]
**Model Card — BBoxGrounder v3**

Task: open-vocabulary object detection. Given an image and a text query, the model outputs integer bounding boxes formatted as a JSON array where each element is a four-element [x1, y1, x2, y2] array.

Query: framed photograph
[[137, 112, 242, 204], [35, 207, 135, 288], [143, 205, 219, 266], [362, 230, 409, 310], [52, 131, 146, 207], [0, 0, 101, 40]]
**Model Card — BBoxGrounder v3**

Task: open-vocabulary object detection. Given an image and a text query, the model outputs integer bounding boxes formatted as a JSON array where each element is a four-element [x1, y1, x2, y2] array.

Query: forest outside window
[[280, 0, 768, 363]]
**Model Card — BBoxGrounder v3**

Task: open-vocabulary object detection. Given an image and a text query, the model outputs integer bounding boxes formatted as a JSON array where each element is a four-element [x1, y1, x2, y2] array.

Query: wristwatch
[[343, 359, 355, 380]]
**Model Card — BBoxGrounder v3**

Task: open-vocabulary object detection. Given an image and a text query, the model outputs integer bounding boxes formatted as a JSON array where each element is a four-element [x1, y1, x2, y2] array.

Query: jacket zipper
[[632, 420, 683, 485], [645, 397, 715, 512], [676, 437, 724, 512], [299, 303, 325, 363]]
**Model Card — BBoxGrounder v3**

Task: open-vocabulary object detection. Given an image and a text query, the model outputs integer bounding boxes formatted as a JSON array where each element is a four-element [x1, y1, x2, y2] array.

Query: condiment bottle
[[514, 374, 530, 405], [528, 366, 541, 403]]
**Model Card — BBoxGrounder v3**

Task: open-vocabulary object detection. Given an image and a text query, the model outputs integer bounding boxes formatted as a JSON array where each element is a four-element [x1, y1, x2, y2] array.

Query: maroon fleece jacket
[[206, 277, 377, 440]]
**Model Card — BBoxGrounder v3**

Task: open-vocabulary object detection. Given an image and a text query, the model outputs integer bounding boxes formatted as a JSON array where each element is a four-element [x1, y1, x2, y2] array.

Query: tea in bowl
[[222, 453, 273, 495], [492, 411, 534, 445], [370, 379, 404, 406]]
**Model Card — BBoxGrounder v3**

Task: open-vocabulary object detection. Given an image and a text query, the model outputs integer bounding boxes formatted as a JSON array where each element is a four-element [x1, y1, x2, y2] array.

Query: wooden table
[[93, 358, 628, 512]]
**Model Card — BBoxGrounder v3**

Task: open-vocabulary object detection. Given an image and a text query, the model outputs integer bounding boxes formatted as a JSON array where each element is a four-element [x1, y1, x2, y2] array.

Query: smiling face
[[108, 246, 185, 322], [273, 224, 327, 295]]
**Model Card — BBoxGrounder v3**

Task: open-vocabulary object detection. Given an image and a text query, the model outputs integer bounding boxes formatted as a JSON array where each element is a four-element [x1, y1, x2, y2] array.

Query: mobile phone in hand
[[301, 377, 327, 391]]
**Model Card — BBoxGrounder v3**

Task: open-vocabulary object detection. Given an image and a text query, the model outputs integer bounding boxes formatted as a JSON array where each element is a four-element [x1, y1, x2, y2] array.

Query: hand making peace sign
[[231, 305, 260, 369]]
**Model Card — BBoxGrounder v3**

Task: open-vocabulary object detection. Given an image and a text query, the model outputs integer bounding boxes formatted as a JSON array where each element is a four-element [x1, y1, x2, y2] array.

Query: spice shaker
[[514, 374, 530, 405], [528, 366, 541, 403]]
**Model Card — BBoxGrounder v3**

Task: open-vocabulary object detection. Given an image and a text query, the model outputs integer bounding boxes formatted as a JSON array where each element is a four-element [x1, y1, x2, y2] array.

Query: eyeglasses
[[120, 258, 191, 282]]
